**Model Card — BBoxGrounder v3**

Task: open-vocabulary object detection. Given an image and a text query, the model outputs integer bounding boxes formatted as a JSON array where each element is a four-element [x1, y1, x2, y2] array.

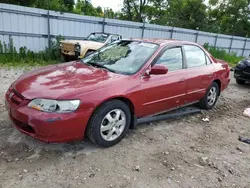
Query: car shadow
[[4, 126, 100, 161], [4, 106, 201, 161], [234, 82, 250, 89]]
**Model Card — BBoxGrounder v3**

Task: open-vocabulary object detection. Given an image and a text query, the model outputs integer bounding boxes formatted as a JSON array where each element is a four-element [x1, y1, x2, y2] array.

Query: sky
[[90, 0, 123, 12]]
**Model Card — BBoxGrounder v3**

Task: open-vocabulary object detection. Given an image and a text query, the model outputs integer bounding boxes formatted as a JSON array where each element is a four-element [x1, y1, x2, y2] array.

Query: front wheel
[[87, 100, 131, 147], [199, 82, 219, 110]]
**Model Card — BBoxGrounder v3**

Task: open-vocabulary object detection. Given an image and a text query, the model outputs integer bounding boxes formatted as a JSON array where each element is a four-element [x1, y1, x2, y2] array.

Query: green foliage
[[0, 36, 63, 67], [203, 43, 243, 66], [0, 0, 33, 6], [3, 0, 250, 37], [119, 0, 208, 29], [207, 0, 250, 36], [118, 0, 250, 37], [74, 0, 101, 16]]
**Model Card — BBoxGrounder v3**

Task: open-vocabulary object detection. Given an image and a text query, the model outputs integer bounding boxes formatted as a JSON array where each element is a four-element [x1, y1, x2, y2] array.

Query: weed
[[204, 43, 243, 66]]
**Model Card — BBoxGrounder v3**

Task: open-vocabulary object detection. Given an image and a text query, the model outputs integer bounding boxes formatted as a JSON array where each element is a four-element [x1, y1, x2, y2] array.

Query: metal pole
[[195, 31, 199, 43], [47, 9, 51, 50], [170, 27, 174, 39], [214, 34, 218, 47], [141, 22, 145, 38], [242, 37, 248, 57], [102, 8, 106, 33], [229, 36, 234, 53]]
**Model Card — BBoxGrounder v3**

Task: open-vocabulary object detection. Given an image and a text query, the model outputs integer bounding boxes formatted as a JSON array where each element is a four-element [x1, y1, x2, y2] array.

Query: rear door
[[139, 46, 188, 116], [183, 45, 215, 103]]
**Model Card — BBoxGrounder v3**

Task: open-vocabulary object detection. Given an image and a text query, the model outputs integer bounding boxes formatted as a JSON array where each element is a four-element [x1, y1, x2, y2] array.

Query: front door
[[139, 46, 188, 117]]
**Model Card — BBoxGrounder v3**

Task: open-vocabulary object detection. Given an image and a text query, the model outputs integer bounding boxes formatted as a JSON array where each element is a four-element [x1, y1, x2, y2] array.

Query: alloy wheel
[[100, 109, 126, 141]]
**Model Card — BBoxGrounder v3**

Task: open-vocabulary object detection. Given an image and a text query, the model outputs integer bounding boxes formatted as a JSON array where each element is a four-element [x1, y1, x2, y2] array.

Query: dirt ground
[[0, 68, 250, 188]]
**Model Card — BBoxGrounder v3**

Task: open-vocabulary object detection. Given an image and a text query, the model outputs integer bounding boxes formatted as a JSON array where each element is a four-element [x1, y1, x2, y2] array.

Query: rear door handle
[[178, 78, 186, 83]]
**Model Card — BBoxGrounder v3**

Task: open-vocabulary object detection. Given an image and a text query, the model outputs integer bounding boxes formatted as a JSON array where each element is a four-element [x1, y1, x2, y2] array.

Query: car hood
[[239, 58, 250, 66], [61, 40, 104, 49], [14, 61, 125, 100]]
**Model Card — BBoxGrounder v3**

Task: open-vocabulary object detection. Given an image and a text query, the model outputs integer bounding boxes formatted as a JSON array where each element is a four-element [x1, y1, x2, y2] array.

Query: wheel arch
[[85, 96, 136, 137], [213, 79, 221, 96]]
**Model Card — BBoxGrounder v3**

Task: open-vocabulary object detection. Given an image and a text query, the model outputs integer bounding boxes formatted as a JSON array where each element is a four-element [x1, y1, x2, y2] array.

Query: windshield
[[86, 33, 109, 43], [81, 40, 159, 75]]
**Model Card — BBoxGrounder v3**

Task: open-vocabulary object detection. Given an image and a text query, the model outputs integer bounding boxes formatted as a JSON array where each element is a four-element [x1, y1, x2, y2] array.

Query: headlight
[[75, 44, 81, 52], [28, 99, 80, 113], [237, 61, 246, 68]]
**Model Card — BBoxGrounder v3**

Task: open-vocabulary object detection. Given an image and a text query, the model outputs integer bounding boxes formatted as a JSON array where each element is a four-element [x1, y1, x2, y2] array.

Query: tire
[[63, 55, 70, 62], [236, 79, 245, 85], [87, 100, 131, 147], [199, 82, 219, 110]]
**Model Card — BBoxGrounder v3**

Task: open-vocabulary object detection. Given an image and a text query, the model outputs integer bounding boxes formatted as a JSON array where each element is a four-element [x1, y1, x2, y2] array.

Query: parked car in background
[[5, 39, 230, 147], [60, 32, 122, 61], [234, 58, 250, 84]]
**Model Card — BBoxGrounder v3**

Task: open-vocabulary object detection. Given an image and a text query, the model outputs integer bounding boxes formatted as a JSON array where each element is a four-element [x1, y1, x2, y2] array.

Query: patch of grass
[[204, 43, 244, 66], [0, 59, 57, 69], [0, 36, 63, 68]]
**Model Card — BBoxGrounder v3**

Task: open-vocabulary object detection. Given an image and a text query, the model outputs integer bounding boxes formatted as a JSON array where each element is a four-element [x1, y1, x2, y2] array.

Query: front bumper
[[61, 49, 80, 58], [234, 67, 250, 81], [5, 91, 93, 143]]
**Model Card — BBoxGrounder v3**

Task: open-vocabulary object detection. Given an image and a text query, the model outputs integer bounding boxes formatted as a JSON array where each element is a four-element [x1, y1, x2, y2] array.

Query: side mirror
[[149, 64, 168, 75]]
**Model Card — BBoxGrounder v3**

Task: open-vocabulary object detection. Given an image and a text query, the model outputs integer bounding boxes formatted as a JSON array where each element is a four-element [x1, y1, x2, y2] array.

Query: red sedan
[[5, 39, 230, 147]]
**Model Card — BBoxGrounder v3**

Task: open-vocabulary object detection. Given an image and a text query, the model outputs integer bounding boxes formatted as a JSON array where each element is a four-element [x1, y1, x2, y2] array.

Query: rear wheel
[[199, 82, 219, 110], [87, 100, 131, 147], [236, 79, 246, 85], [63, 55, 77, 62], [63, 55, 71, 62]]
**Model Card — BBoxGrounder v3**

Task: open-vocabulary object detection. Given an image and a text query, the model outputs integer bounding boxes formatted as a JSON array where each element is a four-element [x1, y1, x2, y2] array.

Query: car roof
[[130, 38, 199, 46]]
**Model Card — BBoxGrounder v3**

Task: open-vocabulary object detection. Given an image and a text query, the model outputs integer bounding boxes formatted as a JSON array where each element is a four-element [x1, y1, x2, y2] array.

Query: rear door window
[[206, 55, 212, 64], [184, 45, 206, 68]]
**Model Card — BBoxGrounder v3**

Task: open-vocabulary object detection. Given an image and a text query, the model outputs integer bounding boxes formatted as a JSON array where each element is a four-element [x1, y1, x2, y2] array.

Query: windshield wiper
[[88, 62, 116, 73]]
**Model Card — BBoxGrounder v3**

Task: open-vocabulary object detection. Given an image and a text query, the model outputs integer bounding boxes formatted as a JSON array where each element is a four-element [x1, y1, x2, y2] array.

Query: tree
[[167, 0, 207, 30], [63, 0, 74, 12], [104, 8, 116, 19], [145, 0, 169, 25], [3, 0, 250, 37], [119, 0, 208, 30], [208, 0, 250, 36], [120, 0, 149, 22], [74, 0, 104, 16], [0, 0, 33, 6]]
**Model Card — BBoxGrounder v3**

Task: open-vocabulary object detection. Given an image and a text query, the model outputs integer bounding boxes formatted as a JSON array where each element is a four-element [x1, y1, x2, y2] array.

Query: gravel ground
[[0, 67, 250, 188]]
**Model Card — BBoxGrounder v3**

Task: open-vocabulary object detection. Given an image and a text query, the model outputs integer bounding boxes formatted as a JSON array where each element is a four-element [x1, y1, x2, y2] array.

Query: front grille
[[234, 69, 241, 75], [244, 67, 250, 73], [11, 116, 35, 134], [61, 43, 75, 51]]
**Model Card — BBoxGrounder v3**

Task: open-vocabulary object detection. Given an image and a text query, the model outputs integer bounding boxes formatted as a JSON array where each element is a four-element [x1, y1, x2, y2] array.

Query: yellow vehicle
[[60, 32, 122, 62]]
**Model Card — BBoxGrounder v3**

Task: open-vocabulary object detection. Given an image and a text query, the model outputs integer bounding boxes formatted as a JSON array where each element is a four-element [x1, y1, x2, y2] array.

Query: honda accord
[[5, 39, 230, 147]]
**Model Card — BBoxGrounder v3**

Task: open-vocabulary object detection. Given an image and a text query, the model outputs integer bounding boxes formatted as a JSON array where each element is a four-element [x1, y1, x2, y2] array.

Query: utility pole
[[102, 7, 110, 33]]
